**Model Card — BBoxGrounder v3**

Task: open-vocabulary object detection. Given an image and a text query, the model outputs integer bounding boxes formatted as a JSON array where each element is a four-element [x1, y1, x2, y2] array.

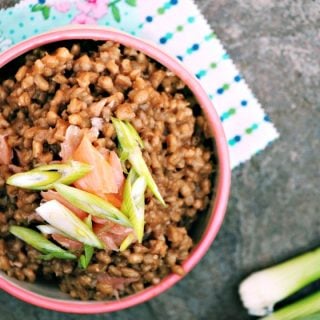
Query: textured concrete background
[[0, 0, 320, 319]]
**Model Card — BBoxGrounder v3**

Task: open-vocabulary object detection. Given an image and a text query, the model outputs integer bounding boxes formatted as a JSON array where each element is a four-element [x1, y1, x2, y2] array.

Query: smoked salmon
[[59, 125, 124, 207], [51, 233, 83, 251], [93, 219, 133, 251]]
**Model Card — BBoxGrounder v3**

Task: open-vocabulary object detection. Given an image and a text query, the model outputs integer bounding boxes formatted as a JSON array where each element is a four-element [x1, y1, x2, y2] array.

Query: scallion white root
[[239, 248, 320, 316], [36, 200, 103, 249]]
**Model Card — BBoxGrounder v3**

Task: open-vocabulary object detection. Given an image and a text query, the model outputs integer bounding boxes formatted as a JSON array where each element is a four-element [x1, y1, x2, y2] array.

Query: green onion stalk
[[297, 313, 320, 320], [239, 248, 320, 317], [262, 292, 320, 320]]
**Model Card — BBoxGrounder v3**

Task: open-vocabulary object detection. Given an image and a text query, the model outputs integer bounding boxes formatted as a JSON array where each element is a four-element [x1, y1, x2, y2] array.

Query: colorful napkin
[[0, 0, 279, 168]]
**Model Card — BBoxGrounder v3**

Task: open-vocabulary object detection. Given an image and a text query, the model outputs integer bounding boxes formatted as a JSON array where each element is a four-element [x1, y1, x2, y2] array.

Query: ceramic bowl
[[0, 26, 230, 314]]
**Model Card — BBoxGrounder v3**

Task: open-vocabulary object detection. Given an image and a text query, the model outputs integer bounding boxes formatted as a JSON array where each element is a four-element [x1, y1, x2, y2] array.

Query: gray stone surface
[[0, 0, 320, 319]]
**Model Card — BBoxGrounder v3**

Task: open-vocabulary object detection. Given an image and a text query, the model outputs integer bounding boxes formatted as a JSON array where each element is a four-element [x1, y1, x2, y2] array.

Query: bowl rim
[[0, 26, 231, 314]]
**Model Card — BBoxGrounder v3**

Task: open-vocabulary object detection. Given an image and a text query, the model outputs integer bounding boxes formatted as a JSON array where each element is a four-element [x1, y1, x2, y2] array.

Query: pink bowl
[[0, 26, 231, 314]]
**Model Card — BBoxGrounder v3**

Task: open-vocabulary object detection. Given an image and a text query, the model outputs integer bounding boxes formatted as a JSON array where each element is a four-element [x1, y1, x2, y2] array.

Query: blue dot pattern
[[241, 100, 248, 107], [192, 43, 199, 50]]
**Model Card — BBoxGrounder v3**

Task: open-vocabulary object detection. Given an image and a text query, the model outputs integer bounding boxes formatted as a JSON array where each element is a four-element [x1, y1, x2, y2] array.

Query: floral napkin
[[0, 0, 279, 168]]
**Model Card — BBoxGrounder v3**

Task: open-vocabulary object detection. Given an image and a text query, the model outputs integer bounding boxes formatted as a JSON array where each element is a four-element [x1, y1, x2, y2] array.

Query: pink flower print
[[76, 0, 108, 19], [53, 2, 71, 13], [72, 12, 98, 25]]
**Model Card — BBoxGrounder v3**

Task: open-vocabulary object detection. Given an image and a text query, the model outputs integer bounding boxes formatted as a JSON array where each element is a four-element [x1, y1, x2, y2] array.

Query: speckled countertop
[[0, 1, 319, 319]]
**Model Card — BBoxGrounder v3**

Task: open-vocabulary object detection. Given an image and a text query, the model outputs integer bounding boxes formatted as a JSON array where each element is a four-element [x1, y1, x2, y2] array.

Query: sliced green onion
[[129, 148, 166, 206], [239, 248, 320, 316], [9, 225, 76, 260], [54, 183, 132, 228], [36, 200, 103, 249], [112, 117, 138, 150], [6, 161, 91, 191], [33, 161, 92, 185], [119, 146, 129, 163], [112, 117, 165, 206], [261, 292, 320, 320], [79, 215, 94, 269], [126, 122, 144, 148], [6, 171, 61, 190], [84, 215, 92, 229], [36, 224, 65, 236], [119, 233, 136, 252], [121, 169, 146, 243], [79, 244, 94, 269]]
